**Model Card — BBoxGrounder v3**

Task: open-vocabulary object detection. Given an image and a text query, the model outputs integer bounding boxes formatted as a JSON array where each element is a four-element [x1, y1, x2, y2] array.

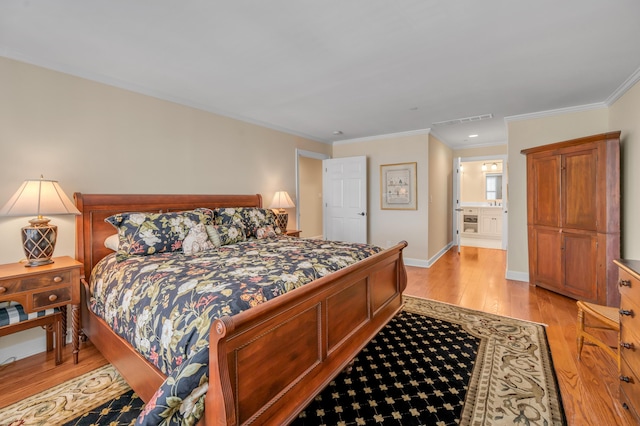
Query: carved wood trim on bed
[[74, 193, 407, 425]]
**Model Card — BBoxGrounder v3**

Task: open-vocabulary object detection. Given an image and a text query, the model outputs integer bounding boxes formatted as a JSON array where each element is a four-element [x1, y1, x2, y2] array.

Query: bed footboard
[[207, 241, 408, 425]]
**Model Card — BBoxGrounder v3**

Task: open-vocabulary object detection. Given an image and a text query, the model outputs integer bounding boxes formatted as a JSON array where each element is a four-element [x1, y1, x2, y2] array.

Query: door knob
[[358, 212, 366, 216]]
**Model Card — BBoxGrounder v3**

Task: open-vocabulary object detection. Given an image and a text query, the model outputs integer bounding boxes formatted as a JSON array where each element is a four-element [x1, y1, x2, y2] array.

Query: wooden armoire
[[521, 131, 620, 306]]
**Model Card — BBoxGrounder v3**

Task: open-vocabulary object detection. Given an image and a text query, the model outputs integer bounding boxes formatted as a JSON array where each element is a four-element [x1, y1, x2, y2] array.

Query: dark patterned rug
[[0, 296, 566, 425]]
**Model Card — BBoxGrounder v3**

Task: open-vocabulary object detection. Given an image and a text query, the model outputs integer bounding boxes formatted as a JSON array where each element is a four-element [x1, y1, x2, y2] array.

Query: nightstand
[[285, 230, 301, 237], [0, 256, 82, 364]]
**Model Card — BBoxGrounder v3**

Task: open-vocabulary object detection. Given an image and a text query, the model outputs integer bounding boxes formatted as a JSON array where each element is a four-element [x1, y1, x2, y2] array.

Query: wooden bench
[[0, 303, 63, 365]]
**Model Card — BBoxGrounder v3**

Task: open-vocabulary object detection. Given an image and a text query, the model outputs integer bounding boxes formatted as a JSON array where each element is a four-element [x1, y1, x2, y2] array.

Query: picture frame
[[380, 162, 417, 210]]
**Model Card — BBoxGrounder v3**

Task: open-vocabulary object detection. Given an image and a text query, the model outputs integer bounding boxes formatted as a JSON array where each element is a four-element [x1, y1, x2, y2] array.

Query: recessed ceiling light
[[333, 130, 343, 135], [469, 134, 479, 138]]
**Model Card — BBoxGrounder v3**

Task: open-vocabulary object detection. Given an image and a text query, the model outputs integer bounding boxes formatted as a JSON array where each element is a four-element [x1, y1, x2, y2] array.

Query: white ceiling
[[2, 1, 640, 148]]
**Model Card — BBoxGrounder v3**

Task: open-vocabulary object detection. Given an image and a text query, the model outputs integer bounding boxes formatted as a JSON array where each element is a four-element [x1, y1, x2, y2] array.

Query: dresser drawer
[[619, 269, 640, 301], [620, 295, 640, 376], [0, 270, 72, 295], [32, 285, 72, 309], [621, 359, 640, 415]]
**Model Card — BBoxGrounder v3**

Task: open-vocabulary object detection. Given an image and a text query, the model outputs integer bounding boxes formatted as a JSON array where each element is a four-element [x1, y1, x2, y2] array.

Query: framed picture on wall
[[380, 162, 417, 210]]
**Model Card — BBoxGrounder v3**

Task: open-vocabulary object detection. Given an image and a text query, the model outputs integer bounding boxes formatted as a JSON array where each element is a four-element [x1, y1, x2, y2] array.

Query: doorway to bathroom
[[453, 155, 508, 251]]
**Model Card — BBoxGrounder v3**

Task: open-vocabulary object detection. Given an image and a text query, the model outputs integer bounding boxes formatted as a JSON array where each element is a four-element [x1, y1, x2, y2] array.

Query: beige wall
[[0, 57, 330, 360], [506, 108, 609, 279], [298, 156, 323, 238], [610, 81, 640, 259], [333, 133, 429, 263], [428, 135, 453, 259]]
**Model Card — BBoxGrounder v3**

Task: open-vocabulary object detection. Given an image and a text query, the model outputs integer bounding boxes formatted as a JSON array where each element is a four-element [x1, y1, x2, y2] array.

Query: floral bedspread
[[89, 237, 382, 425]]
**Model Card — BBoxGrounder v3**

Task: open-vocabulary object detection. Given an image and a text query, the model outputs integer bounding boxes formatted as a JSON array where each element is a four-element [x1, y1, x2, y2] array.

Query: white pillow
[[104, 234, 119, 251], [183, 223, 215, 255]]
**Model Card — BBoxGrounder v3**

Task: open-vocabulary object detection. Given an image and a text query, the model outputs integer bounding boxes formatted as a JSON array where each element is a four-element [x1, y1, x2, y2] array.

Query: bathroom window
[[486, 173, 502, 200]]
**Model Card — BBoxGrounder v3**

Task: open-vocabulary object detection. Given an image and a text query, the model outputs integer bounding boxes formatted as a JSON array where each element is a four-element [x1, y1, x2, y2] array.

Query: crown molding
[[504, 102, 607, 123], [332, 128, 431, 145], [606, 64, 640, 105]]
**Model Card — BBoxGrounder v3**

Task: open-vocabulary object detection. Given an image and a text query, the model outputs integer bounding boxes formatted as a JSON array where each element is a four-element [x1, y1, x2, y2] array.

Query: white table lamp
[[269, 191, 295, 232], [0, 176, 80, 266]]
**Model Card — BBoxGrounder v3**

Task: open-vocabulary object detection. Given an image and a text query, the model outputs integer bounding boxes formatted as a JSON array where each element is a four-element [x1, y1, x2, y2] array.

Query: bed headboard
[[74, 193, 263, 279]]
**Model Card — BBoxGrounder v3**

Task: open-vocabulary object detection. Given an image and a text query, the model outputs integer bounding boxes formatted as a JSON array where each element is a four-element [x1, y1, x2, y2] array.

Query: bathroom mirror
[[486, 173, 502, 200]]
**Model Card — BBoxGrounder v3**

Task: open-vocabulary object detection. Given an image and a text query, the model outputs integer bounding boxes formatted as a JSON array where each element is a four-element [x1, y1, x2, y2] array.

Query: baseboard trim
[[506, 270, 530, 283], [404, 257, 430, 268], [404, 242, 454, 269], [427, 242, 454, 267]]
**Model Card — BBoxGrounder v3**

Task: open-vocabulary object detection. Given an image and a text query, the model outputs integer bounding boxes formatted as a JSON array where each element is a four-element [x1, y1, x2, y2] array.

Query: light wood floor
[[0, 246, 636, 425]]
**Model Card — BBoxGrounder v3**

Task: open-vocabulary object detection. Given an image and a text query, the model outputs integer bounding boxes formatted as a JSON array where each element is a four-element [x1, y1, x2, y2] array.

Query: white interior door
[[323, 156, 367, 243]]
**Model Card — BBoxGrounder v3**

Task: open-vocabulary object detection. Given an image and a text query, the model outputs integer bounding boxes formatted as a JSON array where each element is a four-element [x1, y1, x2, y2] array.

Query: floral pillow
[[214, 207, 281, 238], [193, 207, 215, 221], [106, 210, 210, 261], [205, 223, 247, 247]]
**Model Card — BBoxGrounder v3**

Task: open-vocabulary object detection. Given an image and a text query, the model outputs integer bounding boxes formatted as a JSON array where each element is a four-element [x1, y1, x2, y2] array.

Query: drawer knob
[[0, 286, 6, 294], [620, 309, 634, 317], [619, 279, 632, 287], [48, 294, 58, 302], [620, 375, 632, 383], [53, 276, 63, 283], [621, 342, 635, 350]]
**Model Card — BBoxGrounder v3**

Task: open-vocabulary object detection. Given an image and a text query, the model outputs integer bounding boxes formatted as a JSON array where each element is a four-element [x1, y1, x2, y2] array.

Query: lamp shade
[[0, 178, 80, 217], [0, 177, 80, 267], [269, 191, 295, 210]]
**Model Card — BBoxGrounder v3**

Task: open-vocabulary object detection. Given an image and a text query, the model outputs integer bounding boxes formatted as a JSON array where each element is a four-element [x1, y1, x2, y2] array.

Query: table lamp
[[0, 176, 81, 267], [269, 191, 295, 232]]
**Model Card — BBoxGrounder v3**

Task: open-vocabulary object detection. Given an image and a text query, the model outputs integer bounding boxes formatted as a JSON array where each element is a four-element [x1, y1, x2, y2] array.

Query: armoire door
[[563, 148, 598, 231], [563, 231, 598, 300], [529, 154, 561, 227], [531, 227, 562, 291]]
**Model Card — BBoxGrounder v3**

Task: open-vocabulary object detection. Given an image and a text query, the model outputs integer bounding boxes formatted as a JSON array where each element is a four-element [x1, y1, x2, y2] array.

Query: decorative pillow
[[106, 210, 210, 261], [255, 225, 278, 240], [182, 222, 215, 255], [193, 207, 215, 221], [205, 223, 247, 247], [214, 207, 281, 238], [104, 234, 119, 251]]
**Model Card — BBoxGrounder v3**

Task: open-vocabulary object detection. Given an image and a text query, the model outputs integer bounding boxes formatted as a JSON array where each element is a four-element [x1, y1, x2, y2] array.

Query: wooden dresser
[[521, 132, 620, 306], [614, 258, 640, 420]]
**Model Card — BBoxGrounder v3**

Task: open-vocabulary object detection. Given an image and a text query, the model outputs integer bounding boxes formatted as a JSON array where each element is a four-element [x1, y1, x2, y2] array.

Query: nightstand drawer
[[0, 270, 72, 295], [32, 286, 72, 309]]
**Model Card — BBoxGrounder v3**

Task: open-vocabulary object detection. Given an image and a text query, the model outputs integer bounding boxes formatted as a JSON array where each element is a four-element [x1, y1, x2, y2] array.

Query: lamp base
[[22, 219, 57, 267], [24, 258, 55, 267], [274, 211, 289, 232]]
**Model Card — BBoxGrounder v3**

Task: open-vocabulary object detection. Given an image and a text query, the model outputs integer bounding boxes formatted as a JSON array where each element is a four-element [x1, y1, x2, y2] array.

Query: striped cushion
[[0, 303, 60, 327]]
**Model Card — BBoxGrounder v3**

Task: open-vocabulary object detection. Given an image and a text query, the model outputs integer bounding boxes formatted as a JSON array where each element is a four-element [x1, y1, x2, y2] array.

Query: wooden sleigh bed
[[74, 193, 408, 425]]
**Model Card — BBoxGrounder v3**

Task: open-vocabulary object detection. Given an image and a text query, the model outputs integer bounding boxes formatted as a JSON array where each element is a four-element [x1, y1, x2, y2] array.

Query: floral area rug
[[0, 364, 136, 426], [0, 296, 565, 425]]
